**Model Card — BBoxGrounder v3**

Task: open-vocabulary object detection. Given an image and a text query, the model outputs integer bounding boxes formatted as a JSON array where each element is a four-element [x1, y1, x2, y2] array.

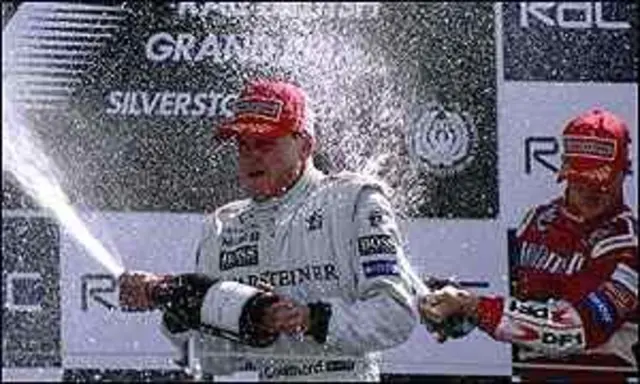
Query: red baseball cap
[[557, 108, 631, 191], [217, 79, 313, 140]]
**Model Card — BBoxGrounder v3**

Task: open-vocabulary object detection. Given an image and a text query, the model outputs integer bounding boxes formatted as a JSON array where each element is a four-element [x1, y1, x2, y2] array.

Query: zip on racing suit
[[160, 164, 418, 381]]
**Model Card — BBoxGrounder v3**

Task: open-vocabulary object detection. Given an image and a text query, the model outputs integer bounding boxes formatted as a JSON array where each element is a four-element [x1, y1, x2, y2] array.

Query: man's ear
[[611, 172, 625, 202], [297, 132, 315, 161]]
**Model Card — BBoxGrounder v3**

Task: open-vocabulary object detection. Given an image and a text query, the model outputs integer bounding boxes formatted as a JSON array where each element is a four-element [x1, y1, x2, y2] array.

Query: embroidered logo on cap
[[563, 135, 617, 161], [233, 99, 283, 121]]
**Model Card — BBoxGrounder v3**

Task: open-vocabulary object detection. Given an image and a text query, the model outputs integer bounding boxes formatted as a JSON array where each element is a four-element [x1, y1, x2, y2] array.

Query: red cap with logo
[[557, 108, 631, 191], [217, 79, 313, 140]]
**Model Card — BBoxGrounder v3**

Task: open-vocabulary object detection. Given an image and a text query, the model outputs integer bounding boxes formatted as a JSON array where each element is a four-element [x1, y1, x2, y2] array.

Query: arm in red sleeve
[[474, 256, 637, 356]]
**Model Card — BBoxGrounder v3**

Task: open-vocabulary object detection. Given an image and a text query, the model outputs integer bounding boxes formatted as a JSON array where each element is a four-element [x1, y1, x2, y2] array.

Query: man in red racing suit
[[420, 108, 638, 382]]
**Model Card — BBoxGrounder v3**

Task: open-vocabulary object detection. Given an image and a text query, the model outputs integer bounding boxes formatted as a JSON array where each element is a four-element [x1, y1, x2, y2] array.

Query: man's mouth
[[248, 170, 266, 178]]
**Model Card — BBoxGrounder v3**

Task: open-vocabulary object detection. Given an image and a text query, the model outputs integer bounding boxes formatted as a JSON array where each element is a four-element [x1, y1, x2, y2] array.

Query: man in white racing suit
[[119, 79, 418, 381]]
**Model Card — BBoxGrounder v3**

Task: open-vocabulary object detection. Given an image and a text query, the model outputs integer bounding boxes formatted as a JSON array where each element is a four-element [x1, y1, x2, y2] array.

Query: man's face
[[565, 179, 619, 221], [236, 129, 308, 199]]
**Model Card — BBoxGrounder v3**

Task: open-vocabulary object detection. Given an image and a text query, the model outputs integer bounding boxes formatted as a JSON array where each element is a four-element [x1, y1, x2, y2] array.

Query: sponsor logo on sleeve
[[367, 209, 386, 228], [357, 234, 397, 257], [541, 330, 584, 349], [508, 299, 549, 322], [362, 260, 399, 278], [602, 281, 637, 318], [508, 319, 584, 349], [305, 209, 324, 231], [585, 291, 618, 331], [609, 263, 638, 295]]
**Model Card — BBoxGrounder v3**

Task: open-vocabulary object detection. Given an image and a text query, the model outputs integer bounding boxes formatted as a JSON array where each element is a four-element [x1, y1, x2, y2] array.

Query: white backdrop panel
[[60, 212, 203, 369], [382, 220, 512, 376]]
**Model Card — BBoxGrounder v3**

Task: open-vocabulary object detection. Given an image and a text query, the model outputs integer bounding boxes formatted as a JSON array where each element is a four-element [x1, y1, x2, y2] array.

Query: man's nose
[[240, 145, 262, 157], [240, 151, 267, 165], [579, 192, 603, 205]]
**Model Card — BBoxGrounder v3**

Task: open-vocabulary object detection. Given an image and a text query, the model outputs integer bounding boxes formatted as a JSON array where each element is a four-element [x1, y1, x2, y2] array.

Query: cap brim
[[216, 121, 290, 140]]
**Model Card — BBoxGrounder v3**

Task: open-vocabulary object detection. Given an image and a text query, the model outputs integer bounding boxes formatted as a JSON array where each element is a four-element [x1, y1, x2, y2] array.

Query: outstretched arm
[[119, 271, 282, 347], [421, 253, 637, 357]]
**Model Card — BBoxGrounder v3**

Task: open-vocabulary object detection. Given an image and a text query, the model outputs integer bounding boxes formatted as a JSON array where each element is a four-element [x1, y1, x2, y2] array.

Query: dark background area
[[3, 2, 499, 218], [2, 217, 62, 368], [503, 2, 638, 82]]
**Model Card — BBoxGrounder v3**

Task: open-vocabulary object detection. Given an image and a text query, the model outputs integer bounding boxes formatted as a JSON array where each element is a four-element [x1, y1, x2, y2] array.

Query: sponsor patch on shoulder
[[610, 263, 638, 295], [585, 291, 618, 331], [602, 281, 637, 318], [362, 259, 399, 278], [357, 234, 396, 256], [367, 209, 387, 228]]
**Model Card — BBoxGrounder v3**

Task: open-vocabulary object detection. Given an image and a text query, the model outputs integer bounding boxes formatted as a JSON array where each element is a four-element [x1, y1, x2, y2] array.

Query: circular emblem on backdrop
[[405, 102, 478, 177]]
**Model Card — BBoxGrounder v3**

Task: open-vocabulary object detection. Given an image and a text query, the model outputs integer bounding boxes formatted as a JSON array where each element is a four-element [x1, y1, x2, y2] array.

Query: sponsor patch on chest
[[220, 229, 260, 248], [219, 244, 259, 271], [234, 263, 340, 288]]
